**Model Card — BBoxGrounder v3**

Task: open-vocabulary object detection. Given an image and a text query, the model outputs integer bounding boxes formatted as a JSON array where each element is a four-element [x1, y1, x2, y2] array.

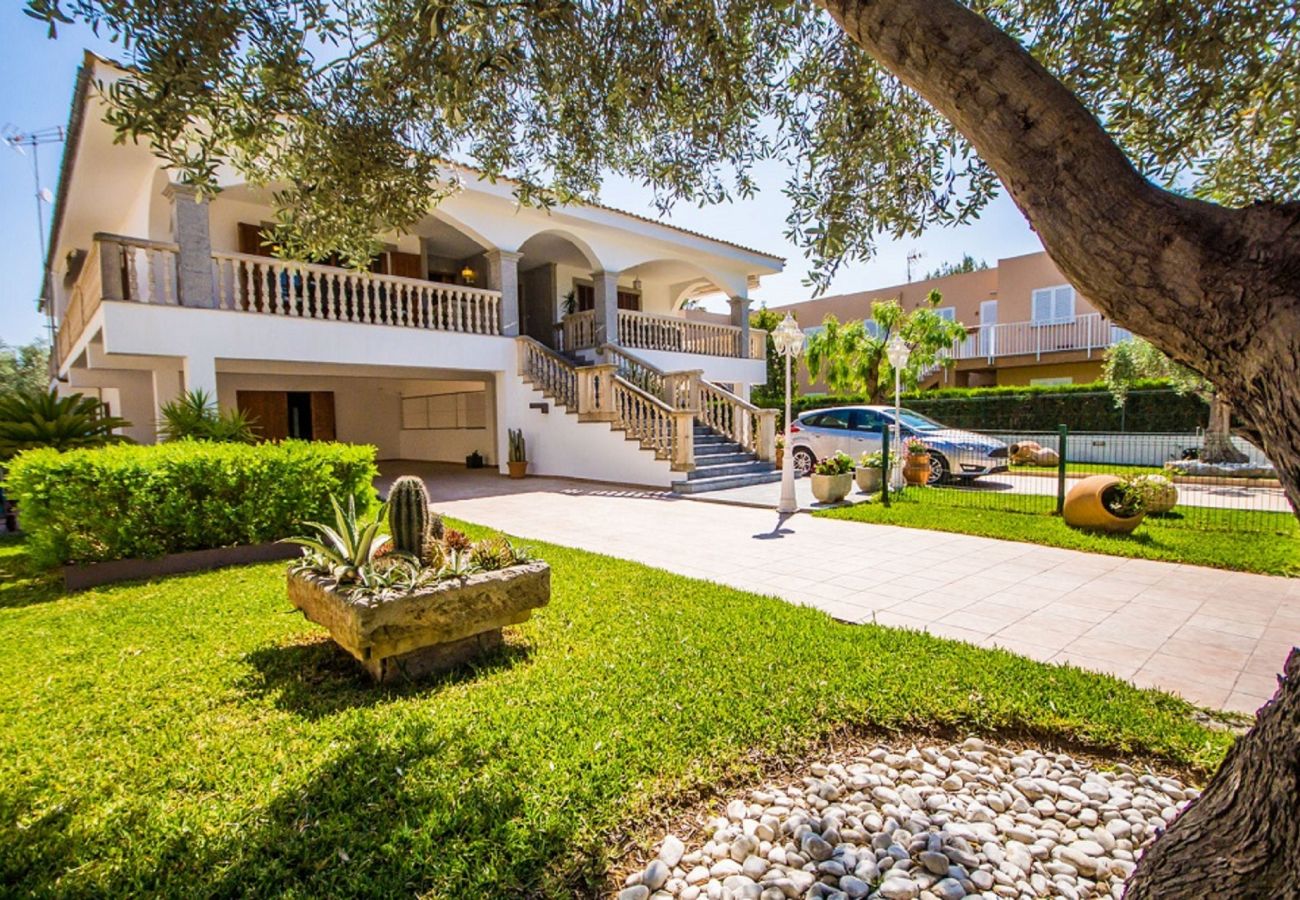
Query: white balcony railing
[[211, 252, 501, 335], [950, 313, 1131, 363]]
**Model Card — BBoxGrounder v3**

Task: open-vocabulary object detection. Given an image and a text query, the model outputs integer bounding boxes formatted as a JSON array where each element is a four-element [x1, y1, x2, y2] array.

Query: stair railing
[[516, 337, 694, 471], [598, 343, 700, 410], [696, 380, 777, 462]]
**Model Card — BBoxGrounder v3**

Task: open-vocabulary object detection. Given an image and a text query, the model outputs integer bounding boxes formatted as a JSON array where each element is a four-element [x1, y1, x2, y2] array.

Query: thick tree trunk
[[1203, 394, 1249, 465], [1124, 649, 1300, 898], [819, 0, 1300, 519]]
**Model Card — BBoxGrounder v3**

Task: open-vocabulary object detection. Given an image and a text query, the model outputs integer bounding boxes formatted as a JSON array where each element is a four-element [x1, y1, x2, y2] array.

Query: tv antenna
[[3, 124, 66, 353], [906, 248, 925, 283]]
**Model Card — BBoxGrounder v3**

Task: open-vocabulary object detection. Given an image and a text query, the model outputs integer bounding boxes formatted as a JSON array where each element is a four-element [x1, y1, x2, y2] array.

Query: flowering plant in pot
[[855, 449, 895, 494], [902, 437, 931, 486], [811, 451, 854, 503], [774, 435, 785, 470]]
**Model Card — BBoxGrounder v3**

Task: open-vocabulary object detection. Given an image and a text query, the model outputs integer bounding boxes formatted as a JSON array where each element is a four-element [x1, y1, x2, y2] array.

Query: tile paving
[[383, 462, 1300, 715]]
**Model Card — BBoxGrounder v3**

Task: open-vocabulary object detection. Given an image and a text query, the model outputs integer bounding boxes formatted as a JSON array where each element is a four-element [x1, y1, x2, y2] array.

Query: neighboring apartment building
[[779, 251, 1131, 390], [43, 53, 783, 491]]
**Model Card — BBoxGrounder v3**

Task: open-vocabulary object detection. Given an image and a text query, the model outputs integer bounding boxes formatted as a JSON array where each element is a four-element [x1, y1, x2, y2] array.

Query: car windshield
[[883, 408, 945, 432]]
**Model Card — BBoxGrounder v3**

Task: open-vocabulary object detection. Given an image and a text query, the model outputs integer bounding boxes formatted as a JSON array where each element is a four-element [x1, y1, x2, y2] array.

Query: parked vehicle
[[788, 405, 1009, 484]]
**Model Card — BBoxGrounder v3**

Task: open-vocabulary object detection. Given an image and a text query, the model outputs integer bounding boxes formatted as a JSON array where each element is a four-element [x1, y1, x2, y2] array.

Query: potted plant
[[855, 449, 893, 494], [507, 428, 528, 479], [774, 435, 785, 470], [811, 451, 854, 503], [1062, 473, 1157, 534], [283, 477, 549, 682], [902, 437, 931, 486], [1135, 473, 1178, 514], [465, 450, 484, 469]]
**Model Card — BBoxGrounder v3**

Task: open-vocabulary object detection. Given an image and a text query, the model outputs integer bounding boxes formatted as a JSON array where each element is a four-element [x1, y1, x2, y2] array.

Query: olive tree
[[23, 2, 1300, 892]]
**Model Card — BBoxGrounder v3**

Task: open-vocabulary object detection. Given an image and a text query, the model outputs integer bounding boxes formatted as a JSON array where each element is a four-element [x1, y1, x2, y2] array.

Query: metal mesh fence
[[902, 426, 1293, 535]]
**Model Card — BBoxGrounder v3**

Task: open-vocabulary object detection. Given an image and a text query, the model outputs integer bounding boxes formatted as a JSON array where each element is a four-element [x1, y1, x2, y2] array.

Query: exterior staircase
[[671, 424, 781, 494]]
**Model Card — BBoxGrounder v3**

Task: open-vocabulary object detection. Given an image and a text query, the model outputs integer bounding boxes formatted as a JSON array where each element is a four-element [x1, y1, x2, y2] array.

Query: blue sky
[[0, 8, 1044, 345]]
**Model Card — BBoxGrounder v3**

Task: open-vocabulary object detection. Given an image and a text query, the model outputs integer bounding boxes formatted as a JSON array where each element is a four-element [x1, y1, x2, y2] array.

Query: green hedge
[[761, 381, 1208, 433], [4, 440, 378, 566]]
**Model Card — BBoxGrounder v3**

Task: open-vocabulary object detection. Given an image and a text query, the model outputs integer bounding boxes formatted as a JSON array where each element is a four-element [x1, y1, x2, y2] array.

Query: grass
[[1009, 461, 1167, 477], [816, 489, 1300, 576], [0, 527, 1232, 898]]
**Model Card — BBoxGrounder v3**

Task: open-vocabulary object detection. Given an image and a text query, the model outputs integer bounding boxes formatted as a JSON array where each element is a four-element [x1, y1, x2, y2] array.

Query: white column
[[163, 183, 215, 308], [592, 270, 621, 347], [729, 295, 752, 359], [485, 249, 523, 336], [182, 355, 218, 400]]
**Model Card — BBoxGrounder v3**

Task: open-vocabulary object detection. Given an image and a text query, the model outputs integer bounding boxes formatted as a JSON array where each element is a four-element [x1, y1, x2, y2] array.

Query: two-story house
[[780, 251, 1132, 390], [43, 53, 784, 492]]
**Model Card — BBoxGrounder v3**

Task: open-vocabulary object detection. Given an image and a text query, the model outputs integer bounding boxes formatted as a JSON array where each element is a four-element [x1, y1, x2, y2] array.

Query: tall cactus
[[387, 475, 431, 563]]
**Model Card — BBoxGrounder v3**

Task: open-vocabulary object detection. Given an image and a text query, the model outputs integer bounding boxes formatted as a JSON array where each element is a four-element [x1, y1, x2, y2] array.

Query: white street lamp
[[885, 333, 911, 491], [772, 313, 806, 515]]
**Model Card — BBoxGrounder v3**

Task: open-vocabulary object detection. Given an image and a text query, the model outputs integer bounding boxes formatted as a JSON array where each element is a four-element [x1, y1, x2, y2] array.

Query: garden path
[[382, 463, 1300, 715]]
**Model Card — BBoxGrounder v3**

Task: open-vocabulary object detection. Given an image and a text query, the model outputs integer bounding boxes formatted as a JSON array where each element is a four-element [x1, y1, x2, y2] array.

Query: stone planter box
[[287, 561, 551, 682], [811, 472, 852, 504], [1062, 475, 1145, 534], [855, 466, 882, 494]]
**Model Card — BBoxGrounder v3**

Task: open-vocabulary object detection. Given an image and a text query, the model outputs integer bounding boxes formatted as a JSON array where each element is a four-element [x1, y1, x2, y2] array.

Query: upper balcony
[[946, 313, 1132, 365], [54, 234, 766, 384]]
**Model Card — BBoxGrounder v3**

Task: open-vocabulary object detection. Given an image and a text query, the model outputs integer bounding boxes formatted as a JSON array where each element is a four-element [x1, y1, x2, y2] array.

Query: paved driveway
[[386, 463, 1300, 714]]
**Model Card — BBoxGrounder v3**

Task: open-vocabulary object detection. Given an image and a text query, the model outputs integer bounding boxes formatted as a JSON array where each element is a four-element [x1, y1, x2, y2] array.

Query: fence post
[[1056, 424, 1069, 515], [881, 426, 891, 508]]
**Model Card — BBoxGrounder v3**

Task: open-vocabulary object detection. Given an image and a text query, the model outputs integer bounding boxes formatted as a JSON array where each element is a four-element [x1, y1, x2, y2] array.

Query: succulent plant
[[442, 528, 472, 553], [508, 428, 527, 463], [387, 475, 432, 562], [282, 495, 389, 584]]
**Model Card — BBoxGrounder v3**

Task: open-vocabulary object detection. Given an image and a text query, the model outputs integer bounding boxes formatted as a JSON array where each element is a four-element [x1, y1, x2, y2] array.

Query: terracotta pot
[[1137, 475, 1179, 514], [855, 466, 882, 494], [1062, 474, 1146, 534], [811, 472, 852, 504], [903, 452, 930, 486], [507, 460, 528, 479], [775, 447, 784, 470]]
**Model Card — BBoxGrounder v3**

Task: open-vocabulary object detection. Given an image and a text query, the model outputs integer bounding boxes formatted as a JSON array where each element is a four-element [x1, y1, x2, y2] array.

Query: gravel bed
[[619, 738, 1197, 900]]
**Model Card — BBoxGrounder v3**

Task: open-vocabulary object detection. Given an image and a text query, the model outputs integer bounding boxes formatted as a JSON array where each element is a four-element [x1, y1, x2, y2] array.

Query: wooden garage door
[[236, 391, 336, 442]]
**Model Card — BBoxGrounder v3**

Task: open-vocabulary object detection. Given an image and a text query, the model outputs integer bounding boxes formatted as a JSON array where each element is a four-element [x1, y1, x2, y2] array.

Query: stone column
[[729, 295, 752, 359], [485, 249, 523, 336], [592, 270, 621, 348], [164, 183, 216, 308]]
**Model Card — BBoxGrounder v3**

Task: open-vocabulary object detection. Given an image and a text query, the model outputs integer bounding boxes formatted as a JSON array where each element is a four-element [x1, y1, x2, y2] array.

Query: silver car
[[788, 405, 1010, 484]]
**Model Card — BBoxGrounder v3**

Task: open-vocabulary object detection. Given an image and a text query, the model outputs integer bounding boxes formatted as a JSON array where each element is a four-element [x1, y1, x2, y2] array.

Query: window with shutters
[[1031, 285, 1076, 325], [935, 306, 957, 322]]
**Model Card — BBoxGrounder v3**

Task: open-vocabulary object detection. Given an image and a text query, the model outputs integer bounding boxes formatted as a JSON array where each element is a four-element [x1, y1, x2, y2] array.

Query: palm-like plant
[[0, 389, 132, 460], [158, 389, 257, 443], [283, 495, 389, 584]]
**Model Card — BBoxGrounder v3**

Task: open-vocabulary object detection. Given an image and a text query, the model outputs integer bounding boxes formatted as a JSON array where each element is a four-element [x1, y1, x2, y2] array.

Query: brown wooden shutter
[[388, 251, 423, 279], [310, 392, 336, 441], [236, 391, 289, 441], [237, 223, 274, 257]]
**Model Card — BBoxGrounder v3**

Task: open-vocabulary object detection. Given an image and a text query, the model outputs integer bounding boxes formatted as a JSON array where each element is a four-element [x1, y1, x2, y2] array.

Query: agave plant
[[283, 495, 389, 584], [0, 389, 132, 460], [158, 389, 257, 443]]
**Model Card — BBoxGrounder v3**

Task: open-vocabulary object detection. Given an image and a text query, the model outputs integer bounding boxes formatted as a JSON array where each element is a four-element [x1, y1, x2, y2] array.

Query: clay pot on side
[[507, 461, 528, 479], [811, 472, 852, 504], [855, 466, 883, 494], [1062, 474, 1145, 534], [903, 453, 931, 486]]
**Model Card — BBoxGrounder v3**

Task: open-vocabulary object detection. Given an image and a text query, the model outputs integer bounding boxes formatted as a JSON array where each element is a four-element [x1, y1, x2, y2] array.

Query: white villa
[[45, 54, 783, 492]]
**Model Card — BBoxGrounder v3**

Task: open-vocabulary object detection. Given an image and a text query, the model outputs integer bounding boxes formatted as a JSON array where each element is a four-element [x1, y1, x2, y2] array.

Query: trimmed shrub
[[4, 440, 378, 566], [759, 380, 1207, 433]]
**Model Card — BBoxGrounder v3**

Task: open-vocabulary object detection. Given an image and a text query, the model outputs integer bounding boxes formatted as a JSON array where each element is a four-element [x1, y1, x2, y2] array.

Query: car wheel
[[792, 447, 816, 477], [927, 453, 950, 485]]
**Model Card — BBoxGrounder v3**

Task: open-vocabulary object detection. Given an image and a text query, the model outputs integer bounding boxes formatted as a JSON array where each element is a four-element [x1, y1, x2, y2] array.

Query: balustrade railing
[[55, 234, 179, 366], [518, 338, 578, 408], [212, 252, 500, 334], [554, 310, 597, 352], [749, 330, 768, 359], [618, 309, 752, 358], [951, 313, 1131, 362], [696, 380, 777, 461]]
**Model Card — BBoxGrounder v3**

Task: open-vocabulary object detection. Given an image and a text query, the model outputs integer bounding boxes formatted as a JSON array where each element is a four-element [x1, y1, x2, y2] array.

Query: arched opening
[[517, 230, 605, 346]]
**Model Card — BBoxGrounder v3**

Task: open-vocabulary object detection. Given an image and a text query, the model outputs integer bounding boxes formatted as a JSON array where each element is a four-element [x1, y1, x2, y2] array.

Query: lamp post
[[885, 333, 911, 491], [772, 313, 805, 515]]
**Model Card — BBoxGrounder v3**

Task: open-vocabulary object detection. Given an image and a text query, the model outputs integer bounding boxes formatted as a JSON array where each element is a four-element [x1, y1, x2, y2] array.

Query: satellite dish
[[39, 188, 53, 204]]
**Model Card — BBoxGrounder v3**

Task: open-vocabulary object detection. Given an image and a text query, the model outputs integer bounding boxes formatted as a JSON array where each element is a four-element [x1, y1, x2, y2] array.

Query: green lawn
[[0, 528, 1231, 898], [1009, 461, 1168, 477], [817, 489, 1300, 576]]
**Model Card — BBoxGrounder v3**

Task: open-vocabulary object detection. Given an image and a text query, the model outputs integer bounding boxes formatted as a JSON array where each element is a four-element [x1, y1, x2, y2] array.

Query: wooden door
[[388, 251, 423, 279], [236, 391, 289, 441], [310, 392, 336, 441]]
